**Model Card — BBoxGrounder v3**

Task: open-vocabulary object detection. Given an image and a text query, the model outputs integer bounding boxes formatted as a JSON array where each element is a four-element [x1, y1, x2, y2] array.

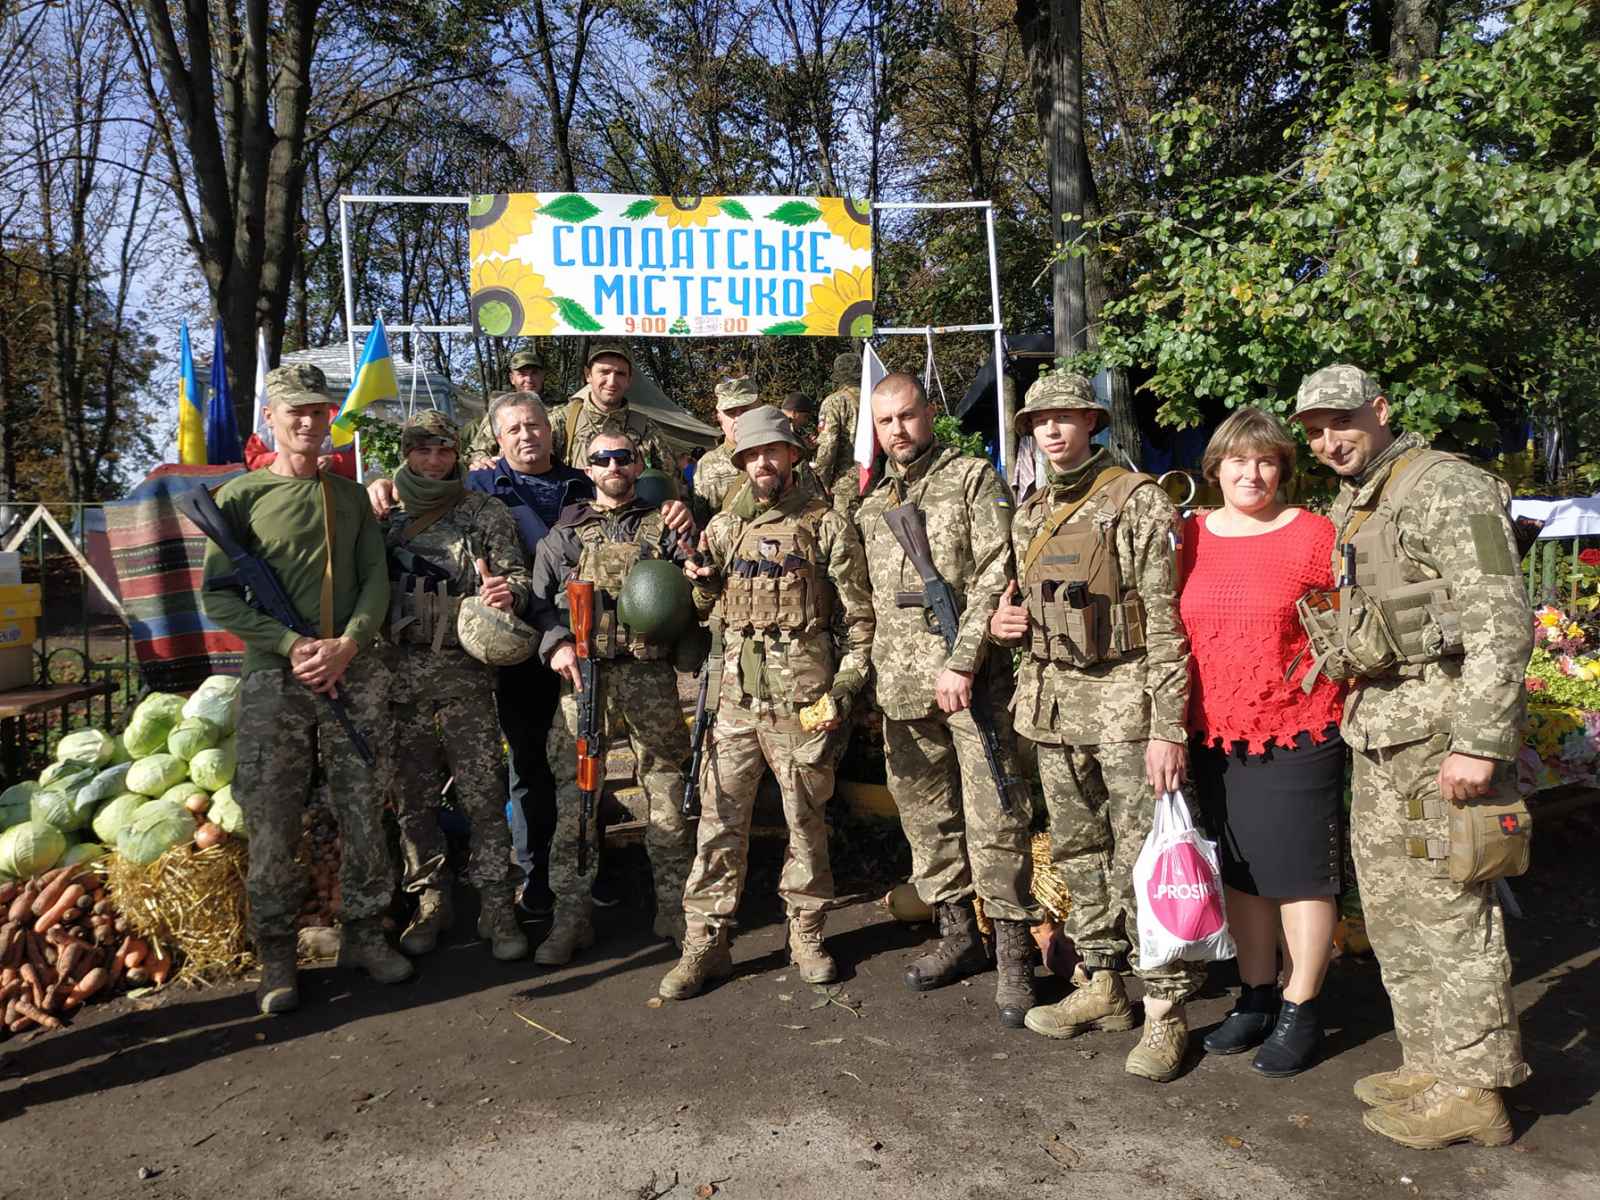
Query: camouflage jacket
[[692, 480, 874, 715], [812, 385, 861, 513], [383, 491, 533, 613], [551, 388, 679, 480], [462, 412, 500, 464], [1330, 432, 1531, 759], [856, 442, 1015, 721], [692, 440, 743, 522], [1003, 450, 1189, 746]]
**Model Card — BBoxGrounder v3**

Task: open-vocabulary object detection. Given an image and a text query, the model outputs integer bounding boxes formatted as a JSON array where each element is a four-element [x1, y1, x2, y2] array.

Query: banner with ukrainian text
[[468, 193, 873, 339]]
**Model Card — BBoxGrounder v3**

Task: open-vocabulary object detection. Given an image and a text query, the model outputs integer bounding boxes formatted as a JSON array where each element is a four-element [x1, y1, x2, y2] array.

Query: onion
[[185, 792, 211, 816], [193, 822, 226, 850]]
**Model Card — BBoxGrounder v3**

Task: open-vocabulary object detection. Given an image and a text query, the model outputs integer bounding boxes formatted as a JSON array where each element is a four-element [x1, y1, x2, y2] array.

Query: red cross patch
[[1499, 814, 1521, 835]]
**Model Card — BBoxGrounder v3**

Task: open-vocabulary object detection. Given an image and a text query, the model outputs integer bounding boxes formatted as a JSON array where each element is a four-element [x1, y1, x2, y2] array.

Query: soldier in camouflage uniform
[[464, 348, 546, 466], [989, 373, 1200, 1079], [528, 429, 697, 964], [812, 351, 864, 518], [780, 391, 818, 454], [550, 345, 681, 480], [660, 408, 875, 999], [1293, 365, 1532, 1149], [691, 377, 764, 523], [381, 411, 535, 962], [201, 363, 413, 1014], [856, 372, 1039, 1028]]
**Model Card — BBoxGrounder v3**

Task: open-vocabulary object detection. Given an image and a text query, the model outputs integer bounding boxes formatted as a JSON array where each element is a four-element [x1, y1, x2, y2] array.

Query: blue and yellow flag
[[330, 317, 398, 447], [176, 321, 206, 465]]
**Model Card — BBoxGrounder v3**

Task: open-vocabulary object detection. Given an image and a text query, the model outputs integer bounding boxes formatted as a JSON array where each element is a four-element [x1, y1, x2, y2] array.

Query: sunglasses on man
[[588, 448, 637, 467]]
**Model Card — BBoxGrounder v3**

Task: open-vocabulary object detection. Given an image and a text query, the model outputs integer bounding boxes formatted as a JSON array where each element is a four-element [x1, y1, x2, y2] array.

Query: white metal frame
[[336, 193, 1011, 472]]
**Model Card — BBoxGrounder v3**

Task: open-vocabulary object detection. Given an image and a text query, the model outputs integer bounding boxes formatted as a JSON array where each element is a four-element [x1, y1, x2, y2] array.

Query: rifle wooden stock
[[565, 580, 601, 872]]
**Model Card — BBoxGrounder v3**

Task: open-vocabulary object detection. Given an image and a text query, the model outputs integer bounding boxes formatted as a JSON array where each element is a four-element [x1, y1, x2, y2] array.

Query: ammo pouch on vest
[[1406, 791, 1532, 885], [1021, 470, 1150, 668], [717, 524, 831, 636], [390, 576, 464, 652], [1292, 578, 1462, 691]]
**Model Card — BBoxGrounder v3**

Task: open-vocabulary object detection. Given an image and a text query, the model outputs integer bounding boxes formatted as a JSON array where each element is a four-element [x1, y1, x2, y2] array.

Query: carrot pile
[[0, 864, 159, 1037]]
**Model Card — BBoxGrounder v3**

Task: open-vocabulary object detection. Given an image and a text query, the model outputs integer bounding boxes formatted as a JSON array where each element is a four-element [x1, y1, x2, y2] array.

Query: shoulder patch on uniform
[[1467, 513, 1518, 575], [993, 496, 1012, 510]]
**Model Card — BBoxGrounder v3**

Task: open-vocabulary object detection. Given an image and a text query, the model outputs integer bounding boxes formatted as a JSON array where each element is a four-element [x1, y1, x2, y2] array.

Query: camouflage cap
[[456, 596, 538, 667], [831, 351, 862, 385], [1013, 371, 1107, 435], [401, 409, 460, 454], [732, 406, 803, 460], [585, 343, 633, 369], [713, 376, 762, 413], [508, 348, 547, 373], [1292, 364, 1383, 418], [264, 363, 332, 409]]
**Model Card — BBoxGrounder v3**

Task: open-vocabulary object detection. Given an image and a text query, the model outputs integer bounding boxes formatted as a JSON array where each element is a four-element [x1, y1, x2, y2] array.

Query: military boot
[[476, 887, 530, 961], [255, 935, 299, 1016], [1362, 1082, 1514, 1149], [1354, 1063, 1437, 1107], [1125, 1006, 1189, 1082], [992, 920, 1037, 1029], [659, 924, 734, 1000], [653, 907, 687, 949], [903, 901, 990, 991], [787, 911, 837, 985], [340, 918, 415, 984], [534, 905, 595, 966], [398, 887, 454, 956], [1024, 965, 1137, 1039]]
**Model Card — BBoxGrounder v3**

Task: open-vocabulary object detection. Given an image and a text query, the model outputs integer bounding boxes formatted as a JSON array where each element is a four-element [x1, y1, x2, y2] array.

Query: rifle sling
[[318, 472, 336, 639], [1020, 466, 1130, 578]]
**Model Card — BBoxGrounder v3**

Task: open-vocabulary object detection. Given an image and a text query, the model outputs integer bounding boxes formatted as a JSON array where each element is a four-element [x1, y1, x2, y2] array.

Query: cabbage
[[116, 799, 196, 865], [167, 717, 221, 761], [54, 728, 115, 768], [159, 781, 208, 808], [108, 733, 135, 765], [1, 781, 37, 829], [61, 841, 107, 866], [189, 740, 236, 791], [126, 754, 189, 797], [124, 692, 186, 758], [92, 792, 148, 845], [208, 784, 247, 838], [40, 760, 94, 789], [78, 763, 133, 810], [31, 783, 90, 831], [183, 679, 239, 734], [0, 820, 67, 878]]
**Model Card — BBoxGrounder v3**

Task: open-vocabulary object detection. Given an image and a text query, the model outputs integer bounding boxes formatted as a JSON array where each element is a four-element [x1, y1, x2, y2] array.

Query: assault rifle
[[388, 543, 458, 593], [565, 579, 602, 872], [179, 484, 375, 768], [882, 502, 1019, 815], [681, 654, 713, 817]]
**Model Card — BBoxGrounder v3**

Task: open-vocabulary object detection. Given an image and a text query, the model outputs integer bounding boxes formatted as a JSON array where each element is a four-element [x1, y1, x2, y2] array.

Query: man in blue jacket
[[371, 391, 589, 915]]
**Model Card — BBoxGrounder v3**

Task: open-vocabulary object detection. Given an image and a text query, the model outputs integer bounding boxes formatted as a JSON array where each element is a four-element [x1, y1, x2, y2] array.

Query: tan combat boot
[[992, 919, 1037, 1029], [659, 924, 733, 1000], [1362, 1081, 1514, 1149], [341, 918, 415, 984], [1125, 1005, 1189, 1082], [787, 911, 837, 985], [476, 887, 530, 961], [255, 935, 299, 1015], [534, 906, 596, 966], [1354, 1063, 1438, 1107], [398, 887, 454, 956], [1024, 965, 1137, 1039]]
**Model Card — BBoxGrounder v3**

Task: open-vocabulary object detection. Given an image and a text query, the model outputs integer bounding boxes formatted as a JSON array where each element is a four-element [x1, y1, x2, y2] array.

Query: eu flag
[[206, 322, 243, 464]]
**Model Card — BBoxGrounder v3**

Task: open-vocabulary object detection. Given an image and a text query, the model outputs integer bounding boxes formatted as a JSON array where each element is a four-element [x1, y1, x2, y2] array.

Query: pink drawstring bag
[[1134, 790, 1236, 967]]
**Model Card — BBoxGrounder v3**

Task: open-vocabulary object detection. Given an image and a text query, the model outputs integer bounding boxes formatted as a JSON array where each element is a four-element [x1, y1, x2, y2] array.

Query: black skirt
[[1191, 725, 1347, 898]]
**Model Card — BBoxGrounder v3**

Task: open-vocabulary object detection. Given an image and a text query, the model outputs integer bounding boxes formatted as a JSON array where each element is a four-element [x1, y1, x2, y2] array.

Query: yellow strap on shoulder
[[318, 471, 336, 639], [1020, 466, 1129, 578]]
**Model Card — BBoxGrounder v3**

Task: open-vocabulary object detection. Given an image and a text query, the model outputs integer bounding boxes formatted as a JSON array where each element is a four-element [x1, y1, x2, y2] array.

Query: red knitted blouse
[[1178, 510, 1345, 753]]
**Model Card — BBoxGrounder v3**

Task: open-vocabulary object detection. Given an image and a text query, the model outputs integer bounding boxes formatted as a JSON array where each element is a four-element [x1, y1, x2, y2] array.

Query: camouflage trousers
[[389, 648, 513, 895], [1352, 732, 1529, 1088], [682, 699, 837, 930], [883, 694, 1036, 922], [1036, 738, 1206, 1004], [546, 657, 693, 923], [232, 658, 395, 941]]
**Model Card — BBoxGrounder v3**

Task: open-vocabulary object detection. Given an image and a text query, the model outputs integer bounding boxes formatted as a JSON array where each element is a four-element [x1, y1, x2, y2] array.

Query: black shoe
[[1203, 983, 1281, 1055], [516, 879, 555, 920], [1252, 998, 1322, 1077]]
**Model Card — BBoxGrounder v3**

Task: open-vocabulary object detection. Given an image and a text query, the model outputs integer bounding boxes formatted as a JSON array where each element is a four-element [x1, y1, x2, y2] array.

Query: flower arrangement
[[1524, 603, 1600, 791]]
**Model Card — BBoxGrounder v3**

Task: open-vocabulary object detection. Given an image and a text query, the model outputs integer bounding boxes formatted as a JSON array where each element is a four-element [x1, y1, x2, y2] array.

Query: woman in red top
[[1179, 407, 1346, 1078]]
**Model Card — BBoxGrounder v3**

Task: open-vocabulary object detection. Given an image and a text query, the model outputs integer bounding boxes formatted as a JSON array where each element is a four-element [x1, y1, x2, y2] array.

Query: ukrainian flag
[[176, 321, 206, 464], [330, 317, 398, 447]]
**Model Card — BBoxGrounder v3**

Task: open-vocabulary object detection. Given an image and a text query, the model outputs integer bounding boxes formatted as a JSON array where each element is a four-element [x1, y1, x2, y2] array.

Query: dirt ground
[[2, 811, 1597, 1200]]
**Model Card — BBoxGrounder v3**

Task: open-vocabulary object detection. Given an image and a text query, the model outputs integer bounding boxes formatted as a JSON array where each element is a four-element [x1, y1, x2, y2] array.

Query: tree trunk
[[1049, 0, 1088, 357], [1388, 0, 1444, 80]]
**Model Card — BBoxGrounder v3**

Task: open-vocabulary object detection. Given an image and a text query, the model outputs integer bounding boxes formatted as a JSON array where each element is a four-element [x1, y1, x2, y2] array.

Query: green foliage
[[353, 413, 401, 478], [1070, 1, 1600, 448], [537, 194, 601, 222], [716, 199, 753, 220], [1527, 647, 1600, 710], [622, 199, 657, 219], [769, 201, 823, 226], [934, 414, 984, 458], [552, 297, 603, 332]]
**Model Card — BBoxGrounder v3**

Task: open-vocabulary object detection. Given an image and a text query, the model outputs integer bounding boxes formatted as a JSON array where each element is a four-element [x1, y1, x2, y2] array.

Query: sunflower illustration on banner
[[468, 192, 873, 339]]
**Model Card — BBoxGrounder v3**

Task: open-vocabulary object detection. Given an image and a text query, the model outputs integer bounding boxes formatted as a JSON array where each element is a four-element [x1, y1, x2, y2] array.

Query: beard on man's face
[[596, 473, 632, 499], [751, 468, 789, 503]]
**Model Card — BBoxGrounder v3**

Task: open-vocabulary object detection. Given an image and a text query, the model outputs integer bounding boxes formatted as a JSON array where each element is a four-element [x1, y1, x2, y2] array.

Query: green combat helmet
[[617, 559, 694, 644], [456, 596, 539, 667], [635, 467, 677, 508]]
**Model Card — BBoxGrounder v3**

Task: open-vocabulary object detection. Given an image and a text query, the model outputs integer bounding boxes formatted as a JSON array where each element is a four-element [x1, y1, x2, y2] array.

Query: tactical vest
[[562, 399, 656, 469], [387, 505, 473, 651], [1019, 467, 1153, 668], [714, 508, 833, 635], [573, 512, 670, 660], [1294, 448, 1467, 689]]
